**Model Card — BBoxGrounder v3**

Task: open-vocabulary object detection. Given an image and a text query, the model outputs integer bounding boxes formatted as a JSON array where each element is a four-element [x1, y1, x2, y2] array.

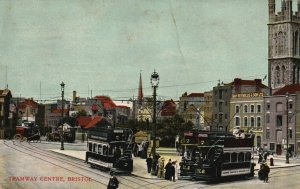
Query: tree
[[156, 114, 193, 147]]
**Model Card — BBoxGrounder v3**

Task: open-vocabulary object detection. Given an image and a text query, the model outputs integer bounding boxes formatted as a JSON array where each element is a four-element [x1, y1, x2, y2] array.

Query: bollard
[[270, 157, 274, 166]]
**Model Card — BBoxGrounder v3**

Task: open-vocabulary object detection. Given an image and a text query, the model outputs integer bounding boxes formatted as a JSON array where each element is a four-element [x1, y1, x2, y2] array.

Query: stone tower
[[268, 0, 300, 91]]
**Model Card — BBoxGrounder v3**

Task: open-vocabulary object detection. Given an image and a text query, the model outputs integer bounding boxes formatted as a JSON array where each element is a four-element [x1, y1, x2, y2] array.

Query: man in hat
[[146, 154, 153, 173], [170, 161, 176, 182], [259, 160, 270, 183], [164, 159, 172, 180]]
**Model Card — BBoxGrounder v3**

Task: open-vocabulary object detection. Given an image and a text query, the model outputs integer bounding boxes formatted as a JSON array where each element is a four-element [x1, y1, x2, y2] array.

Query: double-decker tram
[[86, 124, 133, 175], [179, 130, 255, 181]]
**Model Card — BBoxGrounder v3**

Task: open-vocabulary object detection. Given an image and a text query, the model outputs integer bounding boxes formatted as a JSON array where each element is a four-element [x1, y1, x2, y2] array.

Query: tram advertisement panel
[[182, 132, 196, 144]]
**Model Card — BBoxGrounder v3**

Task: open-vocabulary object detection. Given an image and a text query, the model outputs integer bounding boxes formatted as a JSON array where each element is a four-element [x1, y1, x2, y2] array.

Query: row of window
[[235, 116, 261, 127], [88, 142, 112, 155], [265, 129, 293, 139], [222, 152, 252, 163], [265, 102, 293, 112], [235, 104, 261, 114]]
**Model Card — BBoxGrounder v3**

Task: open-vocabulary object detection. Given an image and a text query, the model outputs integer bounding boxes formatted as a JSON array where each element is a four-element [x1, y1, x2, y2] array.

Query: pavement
[[49, 146, 300, 180]]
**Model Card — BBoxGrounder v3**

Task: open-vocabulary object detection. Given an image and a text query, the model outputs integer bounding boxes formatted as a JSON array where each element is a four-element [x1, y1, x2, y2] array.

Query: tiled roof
[[231, 78, 268, 88], [91, 104, 99, 111], [85, 116, 102, 128], [273, 84, 300, 95], [187, 93, 204, 97], [76, 115, 103, 128], [76, 116, 92, 127], [18, 99, 38, 109], [0, 89, 11, 97], [94, 96, 116, 109]]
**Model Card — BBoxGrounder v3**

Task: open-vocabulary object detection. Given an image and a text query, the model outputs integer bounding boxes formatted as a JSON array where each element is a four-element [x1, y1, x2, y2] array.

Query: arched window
[[298, 31, 300, 56], [238, 152, 245, 162], [276, 66, 281, 85], [295, 31, 298, 56], [278, 31, 284, 55], [231, 152, 237, 162], [282, 66, 286, 84], [244, 105, 248, 113], [251, 117, 255, 127], [98, 144, 102, 155], [257, 117, 261, 127], [244, 117, 248, 127], [235, 117, 240, 126], [245, 152, 251, 161]]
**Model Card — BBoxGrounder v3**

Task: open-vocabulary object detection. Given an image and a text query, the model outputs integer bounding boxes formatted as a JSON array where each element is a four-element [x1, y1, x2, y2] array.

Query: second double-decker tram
[[179, 131, 255, 181]]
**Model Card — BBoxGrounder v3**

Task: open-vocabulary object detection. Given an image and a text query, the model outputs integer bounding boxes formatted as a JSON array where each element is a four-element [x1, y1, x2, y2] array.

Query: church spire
[[137, 72, 143, 105]]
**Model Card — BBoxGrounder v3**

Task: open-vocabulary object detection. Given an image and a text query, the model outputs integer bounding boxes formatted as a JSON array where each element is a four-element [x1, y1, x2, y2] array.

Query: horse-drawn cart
[[14, 126, 41, 142]]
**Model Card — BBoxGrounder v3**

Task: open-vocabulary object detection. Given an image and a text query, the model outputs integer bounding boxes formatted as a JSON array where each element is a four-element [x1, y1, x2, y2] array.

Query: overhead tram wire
[[14, 73, 267, 100]]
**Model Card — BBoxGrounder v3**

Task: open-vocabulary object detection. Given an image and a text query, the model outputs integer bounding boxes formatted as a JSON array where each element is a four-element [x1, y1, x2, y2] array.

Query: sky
[[0, 0, 274, 102]]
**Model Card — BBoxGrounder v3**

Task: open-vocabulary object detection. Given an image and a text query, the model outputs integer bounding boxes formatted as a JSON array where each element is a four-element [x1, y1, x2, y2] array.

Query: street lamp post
[[150, 70, 159, 158], [285, 93, 291, 164], [60, 81, 65, 150]]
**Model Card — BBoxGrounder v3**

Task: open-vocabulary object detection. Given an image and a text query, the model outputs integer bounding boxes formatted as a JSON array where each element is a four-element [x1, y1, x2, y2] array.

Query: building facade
[[178, 92, 205, 129], [203, 91, 213, 130], [212, 83, 232, 132], [230, 92, 265, 148], [213, 78, 269, 133], [263, 84, 300, 156], [0, 89, 12, 138]]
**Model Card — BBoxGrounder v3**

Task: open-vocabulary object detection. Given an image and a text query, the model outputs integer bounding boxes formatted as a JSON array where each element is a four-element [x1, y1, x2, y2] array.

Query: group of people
[[257, 148, 271, 183], [146, 154, 177, 182]]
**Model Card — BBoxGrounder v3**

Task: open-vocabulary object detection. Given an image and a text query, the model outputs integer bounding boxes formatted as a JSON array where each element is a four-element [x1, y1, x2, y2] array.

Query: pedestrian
[[263, 162, 270, 183], [157, 157, 165, 178], [133, 143, 138, 157], [146, 154, 153, 173], [263, 151, 269, 161], [258, 152, 263, 164], [170, 161, 176, 182], [107, 173, 119, 189], [164, 159, 172, 180]]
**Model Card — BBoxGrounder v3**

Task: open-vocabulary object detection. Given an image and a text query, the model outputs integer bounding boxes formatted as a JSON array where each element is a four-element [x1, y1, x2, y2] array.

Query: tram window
[[103, 146, 108, 155], [238, 152, 245, 162], [231, 152, 237, 162], [109, 146, 114, 155], [223, 153, 230, 163], [88, 143, 92, 152], [93, 143, 96, 153], [98, 144, 102, 155], [245, 152, 251, 161]]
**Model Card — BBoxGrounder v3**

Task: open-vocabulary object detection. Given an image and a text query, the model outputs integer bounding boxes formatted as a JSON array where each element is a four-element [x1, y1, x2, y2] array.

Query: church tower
[[268, 0, 300, 91], [137, 72, 144, 106]]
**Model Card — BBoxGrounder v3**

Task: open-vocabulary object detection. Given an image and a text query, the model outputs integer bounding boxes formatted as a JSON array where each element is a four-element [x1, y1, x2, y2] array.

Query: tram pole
[[60, 82, 65, 151], [286, 93, 290, 164]]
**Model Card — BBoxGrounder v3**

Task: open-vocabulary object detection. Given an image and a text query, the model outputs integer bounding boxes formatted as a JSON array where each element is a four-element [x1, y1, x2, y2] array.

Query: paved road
[[1, 140, 300, 189]]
